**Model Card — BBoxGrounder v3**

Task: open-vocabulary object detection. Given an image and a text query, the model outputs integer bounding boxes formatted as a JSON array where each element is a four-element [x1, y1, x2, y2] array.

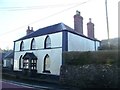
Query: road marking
[[2, 80, 33, 88], [2, 79, 54, 89]]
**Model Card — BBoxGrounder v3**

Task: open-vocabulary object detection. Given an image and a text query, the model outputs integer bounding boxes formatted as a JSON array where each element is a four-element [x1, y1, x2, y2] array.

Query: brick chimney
[[26, 26, 34, 35], [74, 10, 83, 35], [87, 18, 94, 39]]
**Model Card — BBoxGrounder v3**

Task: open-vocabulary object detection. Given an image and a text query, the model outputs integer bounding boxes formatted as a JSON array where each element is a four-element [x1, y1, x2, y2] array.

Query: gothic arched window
[[44, 36, 51, 49], [43, 54, 51, 73], [20, 41, 24, 51], [19, 55, 23, 69], [31, 38, 36, 50]]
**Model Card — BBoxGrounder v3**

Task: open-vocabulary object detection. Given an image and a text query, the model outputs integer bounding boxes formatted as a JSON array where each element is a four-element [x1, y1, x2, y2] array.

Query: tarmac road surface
[[2, 81, 37, 90], [1, 80, 54, 90]]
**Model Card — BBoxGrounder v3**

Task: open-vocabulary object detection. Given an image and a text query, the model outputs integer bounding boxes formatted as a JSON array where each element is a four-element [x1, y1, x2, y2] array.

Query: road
[[1, 80, 37, 90], [1, 79, 56, 90]]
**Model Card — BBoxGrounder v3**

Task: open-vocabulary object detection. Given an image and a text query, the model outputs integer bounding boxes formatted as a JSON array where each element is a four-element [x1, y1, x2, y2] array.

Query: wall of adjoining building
[[68, 32, 100, 51]]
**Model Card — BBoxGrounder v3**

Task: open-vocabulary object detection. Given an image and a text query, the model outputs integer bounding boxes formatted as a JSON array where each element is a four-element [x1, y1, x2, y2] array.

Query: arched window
[[19, 55, 23, 69], [43, 54, 51, 73], [31, 38, 36, 50], [44, 36, 51, 49], [20, 41, 24, 51]]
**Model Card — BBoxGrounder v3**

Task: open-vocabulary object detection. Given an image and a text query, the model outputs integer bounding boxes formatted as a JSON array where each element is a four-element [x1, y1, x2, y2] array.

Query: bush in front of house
[[63, 50, 118, 65], [60, 50, 119, 88], [98, 44, 118, 50], [60, 64, 118, 88]]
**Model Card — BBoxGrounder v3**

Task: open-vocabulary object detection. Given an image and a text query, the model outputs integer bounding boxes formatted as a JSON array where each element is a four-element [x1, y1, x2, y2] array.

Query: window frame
[[20, 41, 24, 51], [44, 35, 51, 49], [30, 38, 36, 50], [23, 59, 29, 69], [43, 54, 51, 73], [19, 55, 23, 69]]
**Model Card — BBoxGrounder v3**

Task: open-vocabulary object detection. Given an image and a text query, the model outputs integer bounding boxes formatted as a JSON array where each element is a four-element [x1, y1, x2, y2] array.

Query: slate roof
[[15, 23, 73, 41], [15, 22, 100, 42], [4, 51, 14, 59], [22, 52, 37, 60]]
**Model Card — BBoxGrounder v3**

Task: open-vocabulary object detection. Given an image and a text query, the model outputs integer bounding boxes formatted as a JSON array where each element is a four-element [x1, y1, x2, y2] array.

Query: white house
[[13, 11, 100, 76]]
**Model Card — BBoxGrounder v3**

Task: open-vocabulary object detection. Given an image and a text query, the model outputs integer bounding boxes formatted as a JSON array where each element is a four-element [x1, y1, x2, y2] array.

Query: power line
[[0, 0, 92, 37], [0, 2, 88, 11], [0, 5, 72, 11]]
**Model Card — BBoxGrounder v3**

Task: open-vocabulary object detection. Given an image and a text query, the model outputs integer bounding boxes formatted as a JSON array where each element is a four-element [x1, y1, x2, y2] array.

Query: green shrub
[[63, 50, 118, 65], [98, 44, 118, 50], [60, 64, 118, 88]]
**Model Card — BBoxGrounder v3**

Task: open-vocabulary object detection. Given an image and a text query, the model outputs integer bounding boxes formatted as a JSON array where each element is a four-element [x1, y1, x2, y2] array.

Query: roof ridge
[[15, 22, 73, 41]]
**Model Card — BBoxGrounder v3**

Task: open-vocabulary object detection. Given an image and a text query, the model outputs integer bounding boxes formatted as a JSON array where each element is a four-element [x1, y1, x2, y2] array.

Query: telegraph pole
[[105, 0, 110, 47]]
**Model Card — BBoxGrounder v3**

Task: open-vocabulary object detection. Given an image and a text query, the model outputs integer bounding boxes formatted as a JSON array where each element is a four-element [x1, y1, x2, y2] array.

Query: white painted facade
[[95, 41, 100, 50], [68, 32, 100, 51], [14, 32, 62, 75], [13, 23, 101, 76]]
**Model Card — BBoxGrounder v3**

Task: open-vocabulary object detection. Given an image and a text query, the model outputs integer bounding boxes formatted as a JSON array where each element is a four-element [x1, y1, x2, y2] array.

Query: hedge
[[63, 50, 119, 65], [60, 64, 119, 88]]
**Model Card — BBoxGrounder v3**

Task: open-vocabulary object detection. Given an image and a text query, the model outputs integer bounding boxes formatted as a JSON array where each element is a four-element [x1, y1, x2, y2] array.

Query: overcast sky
[[0, 0, 119, 49]]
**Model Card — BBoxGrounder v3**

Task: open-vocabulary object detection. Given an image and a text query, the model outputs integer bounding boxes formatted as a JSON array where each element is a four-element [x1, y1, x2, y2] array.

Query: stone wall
[[60, 64, 119, 88]]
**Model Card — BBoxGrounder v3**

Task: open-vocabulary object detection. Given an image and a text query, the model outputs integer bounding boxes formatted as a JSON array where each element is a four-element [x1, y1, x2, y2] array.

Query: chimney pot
[[74, 10, 83, 35], [31, 27, 33, 31], [89, 18, 92, 22], [26, 26, 34, 35], [76, 10, 80, 15], [28, 26, 30, 30]]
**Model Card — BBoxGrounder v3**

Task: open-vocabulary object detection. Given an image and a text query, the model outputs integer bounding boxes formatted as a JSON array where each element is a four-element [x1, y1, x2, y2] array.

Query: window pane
[[21, 43, 24, 50], [31, 39, 36, 49], [32, 60, 33, 63], [45, 36, 51, 48], [20, 41, 24, 51], [45, 55, 50, 71], [19, 56, 22, 69], [20, 58, 23, 68]]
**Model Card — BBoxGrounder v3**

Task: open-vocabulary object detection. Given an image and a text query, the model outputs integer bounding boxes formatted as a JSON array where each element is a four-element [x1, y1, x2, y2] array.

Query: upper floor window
[[31, 38, 36, 50], [44, 36, 51, 49], [20, 41, 24, 51]]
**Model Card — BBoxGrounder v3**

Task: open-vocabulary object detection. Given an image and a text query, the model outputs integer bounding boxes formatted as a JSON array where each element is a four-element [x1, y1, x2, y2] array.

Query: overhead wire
[[0, 0, 92, 37], [0, 3, 85, 11]]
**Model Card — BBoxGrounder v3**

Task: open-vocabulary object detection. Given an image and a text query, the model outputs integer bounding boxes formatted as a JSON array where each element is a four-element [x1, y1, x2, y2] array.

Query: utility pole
[[105, 0, 110, 47]]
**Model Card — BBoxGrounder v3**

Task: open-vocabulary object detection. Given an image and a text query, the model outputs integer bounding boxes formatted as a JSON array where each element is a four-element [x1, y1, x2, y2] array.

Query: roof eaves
[[14, 23, 73, 42]]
